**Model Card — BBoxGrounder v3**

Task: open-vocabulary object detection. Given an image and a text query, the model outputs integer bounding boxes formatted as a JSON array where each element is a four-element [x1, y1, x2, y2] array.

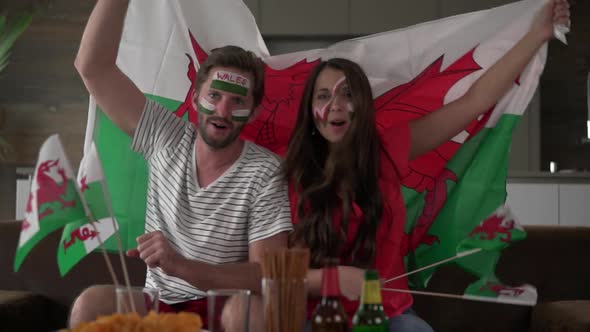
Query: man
[[69, 0, 292, 326]]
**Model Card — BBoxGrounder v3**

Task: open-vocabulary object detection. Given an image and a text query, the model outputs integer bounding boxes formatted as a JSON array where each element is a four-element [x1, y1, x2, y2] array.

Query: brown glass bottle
[[311, 262, 350, 332]]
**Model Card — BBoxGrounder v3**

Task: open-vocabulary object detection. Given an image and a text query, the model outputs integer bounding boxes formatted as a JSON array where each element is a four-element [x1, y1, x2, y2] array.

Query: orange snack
[[69, 311, 202, 332]]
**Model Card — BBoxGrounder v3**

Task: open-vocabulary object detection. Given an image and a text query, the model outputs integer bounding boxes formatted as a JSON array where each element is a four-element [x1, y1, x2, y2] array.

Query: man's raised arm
[[74, 0, 145, 137]]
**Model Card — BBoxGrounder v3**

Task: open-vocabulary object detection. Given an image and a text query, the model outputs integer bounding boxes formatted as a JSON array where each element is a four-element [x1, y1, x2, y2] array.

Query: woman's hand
[[338, 266, 365, 301], [530, 0, 570, 42]]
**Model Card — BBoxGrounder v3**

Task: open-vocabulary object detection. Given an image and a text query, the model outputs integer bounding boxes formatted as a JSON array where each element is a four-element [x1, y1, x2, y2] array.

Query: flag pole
[[98, 175, 137, 313], [382, 287, 535, 306], [383, 248, 482, 285], [76, 191, 119, 287], [91, 144, 136, 313], [71, 172, 127, 310]]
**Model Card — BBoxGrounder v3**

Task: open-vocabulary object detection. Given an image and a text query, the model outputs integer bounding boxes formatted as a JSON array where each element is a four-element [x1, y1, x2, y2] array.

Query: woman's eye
[[340, 87, 352, 98]]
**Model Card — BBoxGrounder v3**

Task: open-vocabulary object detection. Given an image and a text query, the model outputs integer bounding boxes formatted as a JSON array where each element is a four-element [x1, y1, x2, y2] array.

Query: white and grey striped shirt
[[131, 99, 292, 303]]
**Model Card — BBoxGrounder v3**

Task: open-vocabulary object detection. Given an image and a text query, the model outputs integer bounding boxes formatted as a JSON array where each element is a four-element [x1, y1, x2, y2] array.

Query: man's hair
[[195, 45, 266, 108]]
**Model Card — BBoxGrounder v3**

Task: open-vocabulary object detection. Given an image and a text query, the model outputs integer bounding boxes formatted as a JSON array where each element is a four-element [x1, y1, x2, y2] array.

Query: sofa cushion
[[531, 300, 590, 332], [0, 291, 68, 332], [0, 290, 32, 304]]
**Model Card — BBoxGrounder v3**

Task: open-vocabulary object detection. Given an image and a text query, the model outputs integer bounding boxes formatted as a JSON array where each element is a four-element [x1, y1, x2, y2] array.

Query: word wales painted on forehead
[[211, 70, 251, 97], [313, 76, 354, 125]]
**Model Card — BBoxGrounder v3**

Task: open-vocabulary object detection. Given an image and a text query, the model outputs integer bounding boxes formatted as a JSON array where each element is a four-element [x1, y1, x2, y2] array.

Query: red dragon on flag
[[174, 32, 494, 254]]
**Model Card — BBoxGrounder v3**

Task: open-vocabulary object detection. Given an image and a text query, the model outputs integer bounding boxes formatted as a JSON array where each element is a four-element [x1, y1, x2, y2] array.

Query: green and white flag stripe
[[58, 217, 118, 276], [57, 142, 119, 275]]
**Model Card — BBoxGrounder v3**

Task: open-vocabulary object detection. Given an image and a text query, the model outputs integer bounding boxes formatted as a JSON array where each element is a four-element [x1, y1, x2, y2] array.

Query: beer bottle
[[311, 260, 350, 332], [352, 270, 388, 331]]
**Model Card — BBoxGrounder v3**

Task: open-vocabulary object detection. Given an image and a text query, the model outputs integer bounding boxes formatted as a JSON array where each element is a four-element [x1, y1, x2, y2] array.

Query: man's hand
[[126, 231, 185, 276], [338, 266, 365, 301]]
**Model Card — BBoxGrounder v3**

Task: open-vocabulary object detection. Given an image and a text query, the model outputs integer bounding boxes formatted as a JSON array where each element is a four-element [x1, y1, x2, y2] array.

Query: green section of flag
[[458, 218, 526, 252], [403, 114, 522, 288], [210, 80, 248, 96], [14, 180, 86, 271], [94, 94, 181, 251], [464, 278, 501, 298], [82, 182, 110, 220], [57, 219, 90, 276], [57, 180, 117, 276]]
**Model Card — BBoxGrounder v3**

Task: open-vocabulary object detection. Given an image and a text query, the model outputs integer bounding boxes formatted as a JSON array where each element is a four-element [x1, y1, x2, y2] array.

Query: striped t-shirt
[[131, 99, 293, 303]]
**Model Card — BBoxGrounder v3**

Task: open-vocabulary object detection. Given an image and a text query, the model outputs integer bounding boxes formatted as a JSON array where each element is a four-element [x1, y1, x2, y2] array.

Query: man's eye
[[208, 92, 220, 99], [234, 97, 245, 105]]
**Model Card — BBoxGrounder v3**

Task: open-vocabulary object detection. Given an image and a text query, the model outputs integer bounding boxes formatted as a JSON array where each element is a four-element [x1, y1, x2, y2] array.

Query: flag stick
[[382, 287, 535, 306], [73, 179, 134, 311], [99, 175, 137, 313], [382, 248, 482, 285]]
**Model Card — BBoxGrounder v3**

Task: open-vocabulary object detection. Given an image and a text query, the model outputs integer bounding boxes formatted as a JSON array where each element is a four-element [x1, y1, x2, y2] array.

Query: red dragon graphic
[[468, 214, 516, 243], [176, 33, 495, 252], [63, 227, 99, 251], [23, 160, 76, 227], [478, 281, 525, 297]]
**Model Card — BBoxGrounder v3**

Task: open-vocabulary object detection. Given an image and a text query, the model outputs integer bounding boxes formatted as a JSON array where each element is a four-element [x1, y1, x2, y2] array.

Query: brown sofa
[[1, 220, 589, 331]]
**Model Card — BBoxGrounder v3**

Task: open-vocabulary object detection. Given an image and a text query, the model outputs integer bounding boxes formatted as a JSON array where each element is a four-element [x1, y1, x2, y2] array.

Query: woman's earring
[[312, 127, 316, 136]]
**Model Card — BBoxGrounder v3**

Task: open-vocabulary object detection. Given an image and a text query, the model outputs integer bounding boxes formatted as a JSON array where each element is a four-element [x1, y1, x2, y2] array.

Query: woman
[[284, 0, 569, 330]]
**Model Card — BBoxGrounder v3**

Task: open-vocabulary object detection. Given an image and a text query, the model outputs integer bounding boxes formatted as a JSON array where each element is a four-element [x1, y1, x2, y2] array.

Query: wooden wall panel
[[0, 0, 93, 219], [0, 1, 92, 168]]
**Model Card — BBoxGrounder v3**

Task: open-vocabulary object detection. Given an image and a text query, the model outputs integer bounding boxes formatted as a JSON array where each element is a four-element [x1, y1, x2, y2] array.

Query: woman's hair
[[284, 58, 384, 268]]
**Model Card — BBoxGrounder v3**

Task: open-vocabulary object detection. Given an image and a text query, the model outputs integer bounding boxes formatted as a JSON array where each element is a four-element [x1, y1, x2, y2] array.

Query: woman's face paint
[[312, 76, 354, 127]]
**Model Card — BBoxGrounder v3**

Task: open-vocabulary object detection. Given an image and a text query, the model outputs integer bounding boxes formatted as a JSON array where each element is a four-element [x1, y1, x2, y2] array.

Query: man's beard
[[197, 113, 244, 150]]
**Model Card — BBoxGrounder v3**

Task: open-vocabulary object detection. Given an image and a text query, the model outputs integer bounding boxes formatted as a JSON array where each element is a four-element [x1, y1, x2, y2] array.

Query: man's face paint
[[231, 108, 251, 122], [210, 70, 251, 97], [312, 76, 354, 126], [198, 97, 216, 115], [198, 70, 253, 122]]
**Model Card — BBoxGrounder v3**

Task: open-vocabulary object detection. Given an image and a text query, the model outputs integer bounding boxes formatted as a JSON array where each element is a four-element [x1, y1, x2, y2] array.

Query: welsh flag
[[458, 205, 526, 254], [458, 206, 534, 305], [463, 279, 538, 306], [57, 143, 118, 276], [82, 0, 550, 288], [14, 135, 86, 271]]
